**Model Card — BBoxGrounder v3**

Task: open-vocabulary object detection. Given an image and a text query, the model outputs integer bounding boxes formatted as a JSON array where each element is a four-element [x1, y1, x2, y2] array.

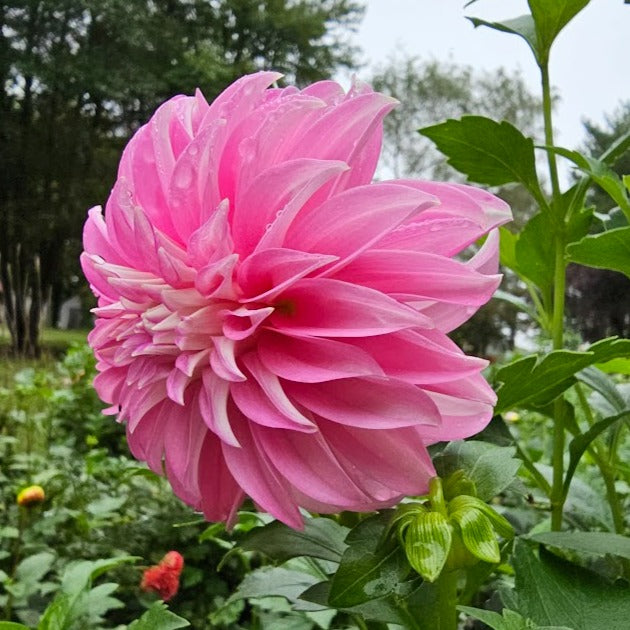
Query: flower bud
[[395, 474, 513, 581], [17, 485, 45, 507]]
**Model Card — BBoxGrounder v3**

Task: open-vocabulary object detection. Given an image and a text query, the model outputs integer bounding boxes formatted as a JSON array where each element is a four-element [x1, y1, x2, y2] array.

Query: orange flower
[[16, 485, 45, 507], [140, 551, 184, 601]]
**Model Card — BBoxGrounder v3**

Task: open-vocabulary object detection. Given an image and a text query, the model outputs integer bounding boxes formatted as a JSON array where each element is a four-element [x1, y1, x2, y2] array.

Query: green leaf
[[434, 441, 521, 501], [128, 601, 191, 629], [494, 338, 630, 412], [239, 518, 349, 563], [567, 227, 630, 278], [228, 567, 320, 607], [403, 512, 452, 582], [549, 148, 630, 220], [515, 212, 555, 292], [451, 509, 500, 564], [419, 116, 545, 204], [458, 606, 572, 630], [563, 410, 630, 497], [596, 357, 630, 374], [15, 551, 55, 586], [577, 366, 628, 416], [299, 581, 405, 625], [469, 1, 590, 66], [468, 15, 540, 63], [528, 0, 591, 63], [529, 531, 630, 561], [0, 624, 31, 630], [60, 556, 138, 596], [513, 539, 630, 629], [328, 513, 408, 608]]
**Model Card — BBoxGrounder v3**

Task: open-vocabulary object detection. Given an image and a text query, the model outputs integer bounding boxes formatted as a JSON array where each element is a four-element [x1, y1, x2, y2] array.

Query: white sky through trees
[[348, 0, 629, 151]]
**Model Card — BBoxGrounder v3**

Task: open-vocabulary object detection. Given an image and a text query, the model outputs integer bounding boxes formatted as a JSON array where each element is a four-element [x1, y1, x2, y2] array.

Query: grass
[[0, 327, 88, 388]]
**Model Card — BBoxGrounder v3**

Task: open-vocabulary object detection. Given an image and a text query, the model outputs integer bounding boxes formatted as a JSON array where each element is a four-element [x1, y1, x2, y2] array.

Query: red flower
[[140, 551, 184, 601]]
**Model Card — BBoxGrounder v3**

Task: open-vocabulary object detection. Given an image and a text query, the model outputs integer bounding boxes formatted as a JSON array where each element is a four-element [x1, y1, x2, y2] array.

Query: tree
[[0, 0, 363, 356]]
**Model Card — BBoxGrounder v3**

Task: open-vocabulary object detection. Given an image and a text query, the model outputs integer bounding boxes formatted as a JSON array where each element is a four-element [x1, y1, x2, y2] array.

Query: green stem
[[541, 64, 561, 200], [550, 235, 567, 531], [542, 59, 568, 532], [421, 570, 458, 630]]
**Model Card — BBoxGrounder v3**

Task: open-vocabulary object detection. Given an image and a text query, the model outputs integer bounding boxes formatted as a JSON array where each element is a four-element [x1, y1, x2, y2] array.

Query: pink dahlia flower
[[82, 72, 511, 528]]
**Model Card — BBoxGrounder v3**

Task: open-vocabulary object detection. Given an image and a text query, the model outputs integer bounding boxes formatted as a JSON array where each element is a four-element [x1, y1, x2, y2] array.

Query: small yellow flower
[[504, 411, 520, 423], [17, 485, 45, 507]]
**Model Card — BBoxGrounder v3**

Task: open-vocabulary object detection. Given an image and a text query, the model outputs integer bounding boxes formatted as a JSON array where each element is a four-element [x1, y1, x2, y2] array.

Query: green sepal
[[403, 512, 453, 582], [448, 495, 514, 540], [450, 508, 501, 564]]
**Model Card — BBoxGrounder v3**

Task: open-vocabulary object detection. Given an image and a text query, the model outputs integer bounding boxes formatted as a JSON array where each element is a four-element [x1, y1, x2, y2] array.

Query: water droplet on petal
[[188, 143, 198, 156], [174, 163, 194, 189]]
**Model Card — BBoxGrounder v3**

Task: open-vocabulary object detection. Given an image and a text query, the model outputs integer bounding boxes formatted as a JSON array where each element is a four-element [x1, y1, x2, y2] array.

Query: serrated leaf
[[529, 531, 630, 561], [513, 539, 630, 629], [434, 441, 521, 501], [494, 338, 630, 412], [328, 513, 408, 608], [451, 509, 500, 564], [128, 601, 191, 629], [419, 116, 545, 204], [239, 518, 348, 563], [403, 512, 452, 582], [567, 227, 630, 278], [15, 551, 55, 586]]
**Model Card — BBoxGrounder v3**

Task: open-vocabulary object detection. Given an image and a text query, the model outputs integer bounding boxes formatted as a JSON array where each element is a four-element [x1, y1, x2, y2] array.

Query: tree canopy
[[0, 0, 363, 355]]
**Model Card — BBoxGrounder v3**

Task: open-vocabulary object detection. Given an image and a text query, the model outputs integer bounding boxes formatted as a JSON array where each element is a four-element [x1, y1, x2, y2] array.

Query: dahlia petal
[[270, 278, 432, 336], [320, 421, 435, 497], [284, 183, 437, 272], [467, 228, 500, 275], [186, 200, 233, 270], [258, 331, 384, 383], [231, 378, 316, 432], [346, 329, 487, 384], [238, 248, 338, 302], [168, 119, 226, 242], [197, 431, 244, 522], [210, 337, 246, 382], [252, 423, 373, 505], [232, 158, 348, 256], [286, 92, 396, 185], [222, 412, 303, 528], [223, 306, 274, 341], [285, 377, 441, 429], [199, 370, 239, 446], [334, 249, 502, 305], [127, 405, 166, 474], [241, 353, 316, 429], [83, 206, 125, 265]]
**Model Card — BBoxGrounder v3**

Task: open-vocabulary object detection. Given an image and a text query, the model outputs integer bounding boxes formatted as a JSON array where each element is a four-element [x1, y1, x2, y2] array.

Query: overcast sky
[[347, 0, 629, 149]]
